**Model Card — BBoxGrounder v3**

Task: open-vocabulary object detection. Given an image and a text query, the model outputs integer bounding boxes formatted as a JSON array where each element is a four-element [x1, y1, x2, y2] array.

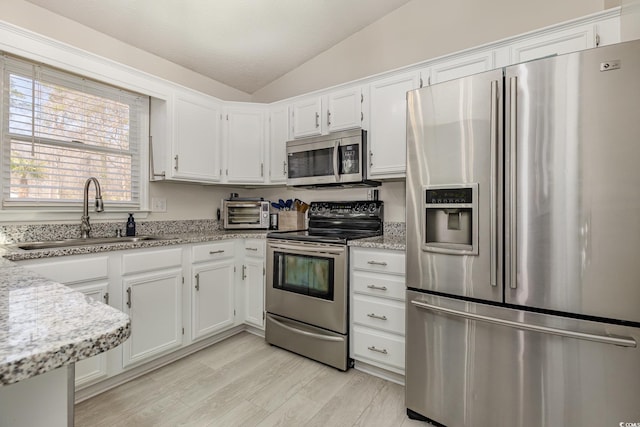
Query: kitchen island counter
[[0, 261, 130, 386]]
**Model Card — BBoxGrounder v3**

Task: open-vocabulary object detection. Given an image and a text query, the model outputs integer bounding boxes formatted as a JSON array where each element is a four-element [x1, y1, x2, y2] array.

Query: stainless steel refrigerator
[[405, 40, 640, 427]]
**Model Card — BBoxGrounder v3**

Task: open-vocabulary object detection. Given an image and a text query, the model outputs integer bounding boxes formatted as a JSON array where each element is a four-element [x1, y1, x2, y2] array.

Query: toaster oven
[[222, 199, 270, 229]]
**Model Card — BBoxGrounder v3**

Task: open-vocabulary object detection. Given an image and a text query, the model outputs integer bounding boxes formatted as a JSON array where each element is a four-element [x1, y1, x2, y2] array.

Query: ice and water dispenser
[[422, 184, 478, 255]]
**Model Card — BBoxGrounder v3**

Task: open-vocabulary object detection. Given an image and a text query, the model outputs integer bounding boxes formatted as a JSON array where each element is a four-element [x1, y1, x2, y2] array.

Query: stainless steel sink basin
[[15, 235, 171, 250]]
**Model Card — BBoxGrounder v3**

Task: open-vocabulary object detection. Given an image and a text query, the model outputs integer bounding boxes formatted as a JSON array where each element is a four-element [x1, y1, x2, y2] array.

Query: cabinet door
[[122, 268, 182, 368], [368, 72, 419, 178], [268, 105, 289, 184], [243, 256, 265, 329], [291, 97, 322, 138], [192, 260, 235, 340], [429, 50, 496, 84], [327, 87, 362, 132], [72, 282, 110, 388], [173, 92, 222, 182], [509, 24, 596, 64], [224, 107, 265, 183]]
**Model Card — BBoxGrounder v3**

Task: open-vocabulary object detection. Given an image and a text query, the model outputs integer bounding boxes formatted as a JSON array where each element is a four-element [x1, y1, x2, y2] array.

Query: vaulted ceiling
[[24, 0, 412, 94]]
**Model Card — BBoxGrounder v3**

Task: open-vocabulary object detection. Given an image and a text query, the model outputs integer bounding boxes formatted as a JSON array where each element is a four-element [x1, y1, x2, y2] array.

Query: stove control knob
[[368, 203, 377, 213]]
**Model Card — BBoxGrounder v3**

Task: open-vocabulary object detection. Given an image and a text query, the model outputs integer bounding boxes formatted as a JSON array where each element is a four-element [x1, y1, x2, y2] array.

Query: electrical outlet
[[151, 197, 167, 212]]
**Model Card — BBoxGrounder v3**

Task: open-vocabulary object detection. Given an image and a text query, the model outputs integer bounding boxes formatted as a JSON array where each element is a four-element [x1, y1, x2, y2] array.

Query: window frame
[[0, 54, 150, 220]]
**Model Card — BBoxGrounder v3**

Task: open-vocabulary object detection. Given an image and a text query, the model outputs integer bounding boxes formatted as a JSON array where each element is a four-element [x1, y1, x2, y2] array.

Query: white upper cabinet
[[223, 105, 266, 183], [291, 97, 323, 138], [268, 105, 289, 184], [147, 10, 617, 186], [424, 49, 498, 85], [172, 91, 223, 182], [367, 71, 419, 179], [508, 23, 597, 64], [327, 86, 364, 132]]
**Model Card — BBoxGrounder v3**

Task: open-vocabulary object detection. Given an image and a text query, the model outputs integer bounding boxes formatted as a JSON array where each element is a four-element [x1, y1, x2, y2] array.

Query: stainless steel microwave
[[222, 199, 269, 229], [286, 129, 379, 187]]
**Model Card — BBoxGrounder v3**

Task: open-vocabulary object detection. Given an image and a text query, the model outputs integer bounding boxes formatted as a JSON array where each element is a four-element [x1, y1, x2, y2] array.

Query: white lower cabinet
[[191, 242, 236, 340], [72, 282, 110, 386], [242, 239, 266, 329], [17, 255, 111, 388], [121, 248, 183, 368], [350, 247, 406, 377], [18, 238, 268, 393]]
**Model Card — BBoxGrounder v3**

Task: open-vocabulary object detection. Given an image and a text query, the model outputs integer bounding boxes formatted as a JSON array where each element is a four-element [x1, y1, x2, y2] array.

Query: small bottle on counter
[[126, 213, 136, 236]]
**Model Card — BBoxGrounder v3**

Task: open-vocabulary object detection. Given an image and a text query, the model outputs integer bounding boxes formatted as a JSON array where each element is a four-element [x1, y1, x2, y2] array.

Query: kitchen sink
[[15, 235, 172, 250]]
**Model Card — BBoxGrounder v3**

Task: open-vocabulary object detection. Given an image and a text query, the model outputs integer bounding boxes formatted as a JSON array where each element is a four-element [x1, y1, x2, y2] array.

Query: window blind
[[1, 55, 147, 208]]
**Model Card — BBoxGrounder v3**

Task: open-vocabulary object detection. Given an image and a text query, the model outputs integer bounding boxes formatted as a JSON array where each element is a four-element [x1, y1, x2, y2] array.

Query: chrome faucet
[[80, 177, 104, 239]]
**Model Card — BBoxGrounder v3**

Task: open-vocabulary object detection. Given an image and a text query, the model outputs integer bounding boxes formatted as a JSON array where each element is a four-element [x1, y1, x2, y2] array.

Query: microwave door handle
[[333, 140, 340, 182]]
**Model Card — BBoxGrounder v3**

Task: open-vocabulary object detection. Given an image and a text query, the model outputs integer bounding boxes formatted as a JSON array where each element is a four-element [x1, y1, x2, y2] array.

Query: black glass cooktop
[[267, 200, 383, 244], [267, 229, 381, 244]]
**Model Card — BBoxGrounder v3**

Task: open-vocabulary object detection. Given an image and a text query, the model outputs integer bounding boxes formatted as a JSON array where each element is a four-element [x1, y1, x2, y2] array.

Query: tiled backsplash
[[0, 219, 221, 244], [383, 222, 405, 237]]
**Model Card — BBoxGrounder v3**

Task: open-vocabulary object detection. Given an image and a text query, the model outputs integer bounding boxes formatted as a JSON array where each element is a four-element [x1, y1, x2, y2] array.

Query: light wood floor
[[75, 332, 425, 427]]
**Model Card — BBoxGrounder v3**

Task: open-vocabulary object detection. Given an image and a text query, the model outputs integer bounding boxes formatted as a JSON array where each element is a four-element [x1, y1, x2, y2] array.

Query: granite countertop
[[0, 263, 130, 386], [2, 230, 268, 262], [348, 234, 406, 251], [0, 228, 268, 385]]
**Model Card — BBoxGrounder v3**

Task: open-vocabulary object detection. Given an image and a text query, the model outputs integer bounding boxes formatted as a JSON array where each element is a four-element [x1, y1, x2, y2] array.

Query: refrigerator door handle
[[490, 80, 499, 287], [410, 300, 637, 348], [509, 76, 518, 289]]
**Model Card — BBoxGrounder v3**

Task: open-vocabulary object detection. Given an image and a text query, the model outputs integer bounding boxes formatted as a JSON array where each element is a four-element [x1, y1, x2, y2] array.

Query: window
[[1, 55, 148, 210]]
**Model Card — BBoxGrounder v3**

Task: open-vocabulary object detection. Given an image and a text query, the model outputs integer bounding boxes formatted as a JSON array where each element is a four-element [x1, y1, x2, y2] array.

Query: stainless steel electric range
[[265, 200, 383, 370]]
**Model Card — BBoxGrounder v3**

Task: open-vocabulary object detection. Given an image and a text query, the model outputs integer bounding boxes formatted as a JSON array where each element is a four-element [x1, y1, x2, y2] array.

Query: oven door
[[266, 239, 347, 334], [286, 138, 339, 186]]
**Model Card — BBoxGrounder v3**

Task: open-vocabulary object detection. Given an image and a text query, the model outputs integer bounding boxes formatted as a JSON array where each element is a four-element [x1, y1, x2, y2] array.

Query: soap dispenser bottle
[[126, 213, 136, 236]]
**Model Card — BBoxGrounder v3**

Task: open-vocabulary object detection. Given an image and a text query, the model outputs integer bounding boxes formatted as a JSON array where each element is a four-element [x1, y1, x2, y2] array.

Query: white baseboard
[[353, 360, 405, 386]]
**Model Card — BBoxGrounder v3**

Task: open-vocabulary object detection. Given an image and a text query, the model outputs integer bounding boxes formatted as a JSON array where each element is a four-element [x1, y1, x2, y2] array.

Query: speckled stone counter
[[0, 226, 266, 385], [347, 221, 406, 251], [1, 230, 267, 262], [0, 263, 130, 385], [348, 234, 406, 251]]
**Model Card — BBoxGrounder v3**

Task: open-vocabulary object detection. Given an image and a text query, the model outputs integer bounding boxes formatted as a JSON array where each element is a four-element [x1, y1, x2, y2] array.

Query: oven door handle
[[268, 243, 345, 257], [269, 315, 344, 342]]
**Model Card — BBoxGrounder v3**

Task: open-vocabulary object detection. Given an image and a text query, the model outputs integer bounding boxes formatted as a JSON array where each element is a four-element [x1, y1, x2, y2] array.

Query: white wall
[[252, 0, 613, 102], [147, 182, 231, 221], [622, 0, 640, 40]]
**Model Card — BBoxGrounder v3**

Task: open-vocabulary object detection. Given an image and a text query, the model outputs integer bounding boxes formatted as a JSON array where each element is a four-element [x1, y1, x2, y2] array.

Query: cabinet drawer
[[243, 239, 265, 257], [122, 247, 182, 275], [353, 294, 405, 335], [21, 255, 108, 284], [352, 270, 405, 301], [192, 241, 235, 263], [353, 325, 405, 371], [351, 248, 405, 275]]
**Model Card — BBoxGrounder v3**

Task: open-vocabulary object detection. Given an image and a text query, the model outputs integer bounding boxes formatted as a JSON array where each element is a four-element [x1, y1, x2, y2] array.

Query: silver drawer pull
[[367, 285, 388, 291], [367, 313, 388, 321], [209, 250, 225, 255], [367, 346, 388, 355], [246, 247, 258, 251], [367, 260, 387, 266]]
